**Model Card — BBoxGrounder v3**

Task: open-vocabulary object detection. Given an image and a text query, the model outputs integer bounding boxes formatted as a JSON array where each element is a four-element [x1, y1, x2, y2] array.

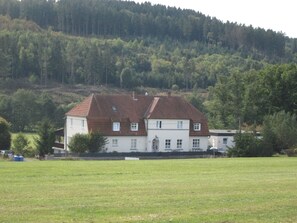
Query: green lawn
[[0, 158, 297, 223]]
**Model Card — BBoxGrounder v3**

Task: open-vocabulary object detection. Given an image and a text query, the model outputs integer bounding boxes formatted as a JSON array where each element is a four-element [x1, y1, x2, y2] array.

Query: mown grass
[[0, 158, 297, 222]]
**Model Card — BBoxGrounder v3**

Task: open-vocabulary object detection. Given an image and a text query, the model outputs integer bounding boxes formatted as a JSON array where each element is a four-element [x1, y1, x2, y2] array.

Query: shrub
[[69, 132, 107, 154], [285, 148, 297, 157], [68, 134, 89, 154]]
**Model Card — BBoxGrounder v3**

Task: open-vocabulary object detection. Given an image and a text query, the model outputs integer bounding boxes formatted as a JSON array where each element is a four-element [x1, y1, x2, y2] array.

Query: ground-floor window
[[112, 139, 118, 147], [177, 139, 182, 149], [165, 139, 171, 149], [223, 138, 228, 144], [192, 139, 200, 149], [131, 139, 137, 150]]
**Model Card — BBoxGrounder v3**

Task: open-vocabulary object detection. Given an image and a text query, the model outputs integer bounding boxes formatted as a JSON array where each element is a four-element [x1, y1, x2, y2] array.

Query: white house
[[64, 94, 209, 153]]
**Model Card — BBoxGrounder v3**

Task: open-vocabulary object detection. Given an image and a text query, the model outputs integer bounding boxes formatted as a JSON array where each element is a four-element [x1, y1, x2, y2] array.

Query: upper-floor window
[[156, 121, 162, 129], [113, 122, 120, 131], [165, 139, 171, 149], [70, 118, 73, 127], [81, 120, 85, 128], [177, 121, 183, 129], [130, 123, 138, 131], [193, 123, 201, 131]]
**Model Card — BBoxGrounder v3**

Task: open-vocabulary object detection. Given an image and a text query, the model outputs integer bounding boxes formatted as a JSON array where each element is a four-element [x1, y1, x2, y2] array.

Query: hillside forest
[[0, 0, 297, 133]]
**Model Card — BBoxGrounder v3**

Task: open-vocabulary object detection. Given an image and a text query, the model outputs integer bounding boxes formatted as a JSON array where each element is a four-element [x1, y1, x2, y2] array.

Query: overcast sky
[[131, 0, 297, 38]]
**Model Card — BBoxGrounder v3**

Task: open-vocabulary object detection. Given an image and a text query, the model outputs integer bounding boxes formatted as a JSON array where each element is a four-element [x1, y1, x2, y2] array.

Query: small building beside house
[[208, 129, 238, 153], [64, 93, 209, 153], [208, 129, 261, 153]]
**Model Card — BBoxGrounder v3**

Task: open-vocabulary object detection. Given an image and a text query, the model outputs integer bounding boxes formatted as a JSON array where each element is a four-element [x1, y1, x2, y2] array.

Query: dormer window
[[193, 123, 201, 131], [113, 122, 120, 131], [130, 123, 138, 131]]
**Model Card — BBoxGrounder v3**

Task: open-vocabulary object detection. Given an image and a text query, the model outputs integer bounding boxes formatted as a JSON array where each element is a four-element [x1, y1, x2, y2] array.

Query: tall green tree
[[0, 116, 11, 150], [262, 111, 297, 153], [35, 119, 55, 158]]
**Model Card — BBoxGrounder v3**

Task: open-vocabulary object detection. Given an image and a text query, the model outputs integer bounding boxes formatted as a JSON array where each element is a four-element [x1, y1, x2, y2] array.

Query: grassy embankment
[[0, 158, 297, 222]]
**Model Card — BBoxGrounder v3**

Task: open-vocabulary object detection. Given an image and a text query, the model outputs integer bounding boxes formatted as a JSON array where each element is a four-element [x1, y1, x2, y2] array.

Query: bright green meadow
[[1, 158, 297, 222]]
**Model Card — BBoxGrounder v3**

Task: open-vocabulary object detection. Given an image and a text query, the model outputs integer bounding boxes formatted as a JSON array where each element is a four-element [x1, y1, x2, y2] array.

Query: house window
[[131, 139, 137, 150], [112, 139, 118, 147], [177, 139, 182, 149], [113, 122, 120, 131], [193, 139, 200, 148], [70, 118, 73, 127], [193, 123, 201, 131], [177, 121, 183, 129], [81, 120, 85, 128], [156, 121, 162, 129], [130, 123, 138, 131], [223, 138, 228, 145], [165, 139, 171, 149]]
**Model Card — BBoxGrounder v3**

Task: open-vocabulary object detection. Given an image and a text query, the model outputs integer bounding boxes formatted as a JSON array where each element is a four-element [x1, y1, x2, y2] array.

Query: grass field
[[1, 158, 297, 223]]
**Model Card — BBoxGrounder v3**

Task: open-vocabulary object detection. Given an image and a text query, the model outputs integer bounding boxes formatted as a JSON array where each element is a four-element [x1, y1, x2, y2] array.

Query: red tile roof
[[66, 94, 209, 136]]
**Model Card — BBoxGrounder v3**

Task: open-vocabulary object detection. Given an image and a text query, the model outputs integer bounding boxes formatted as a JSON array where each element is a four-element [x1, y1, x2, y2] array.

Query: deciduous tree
[[0, 116, 11, 150]]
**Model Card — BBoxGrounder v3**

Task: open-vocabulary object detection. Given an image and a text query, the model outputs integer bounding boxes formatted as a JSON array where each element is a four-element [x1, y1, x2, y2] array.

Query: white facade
[[65, 116, 88, 150], [106, 136, 147, 153], [146, 119, 190, 152]]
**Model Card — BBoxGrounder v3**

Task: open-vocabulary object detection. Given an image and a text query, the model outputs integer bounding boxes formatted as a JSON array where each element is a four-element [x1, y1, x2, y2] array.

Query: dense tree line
[[0, 15, 271, 90], [206, 64, 297, 129], [0, 89, 72, 131], [0, 0, 291, 58]]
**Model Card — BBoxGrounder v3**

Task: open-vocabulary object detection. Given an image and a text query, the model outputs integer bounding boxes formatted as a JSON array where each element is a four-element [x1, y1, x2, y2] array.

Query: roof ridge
[[144, 97, 160, 119], [86, 93, 95, 117]]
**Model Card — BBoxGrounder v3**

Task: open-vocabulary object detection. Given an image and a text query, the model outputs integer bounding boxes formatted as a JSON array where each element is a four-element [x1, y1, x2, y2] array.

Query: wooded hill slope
[[1, 0, 297, 131]]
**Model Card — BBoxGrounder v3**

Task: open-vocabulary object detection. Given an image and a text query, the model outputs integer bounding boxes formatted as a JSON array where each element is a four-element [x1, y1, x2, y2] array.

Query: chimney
[[132, 91, 138, 101]]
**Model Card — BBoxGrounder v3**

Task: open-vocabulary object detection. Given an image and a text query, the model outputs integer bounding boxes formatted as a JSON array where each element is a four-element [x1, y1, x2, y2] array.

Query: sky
[[131, 0, 297, 38]]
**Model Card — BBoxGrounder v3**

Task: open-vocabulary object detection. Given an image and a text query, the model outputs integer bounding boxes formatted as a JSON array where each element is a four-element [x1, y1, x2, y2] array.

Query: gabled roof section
[[66, 94, 153, 120], [144, 96, 205, 122], [66, 94, 97, 117]]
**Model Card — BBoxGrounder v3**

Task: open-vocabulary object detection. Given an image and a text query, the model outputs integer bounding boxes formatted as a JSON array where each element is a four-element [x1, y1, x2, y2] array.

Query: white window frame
[[81, 120, 85, 128], [131, 139, 137, 150], [193, 139, 200, 148], [70, 118, 73, 128], [193, 123, 201, 131], [165, 139, 171, 149], [130, 123, 139, 131], [177, 139, 182, 149], [177, 121, 183, 129], [112, 139, 118, 147], [156, 121, 162, 129], [113, 122, 120, 131]]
